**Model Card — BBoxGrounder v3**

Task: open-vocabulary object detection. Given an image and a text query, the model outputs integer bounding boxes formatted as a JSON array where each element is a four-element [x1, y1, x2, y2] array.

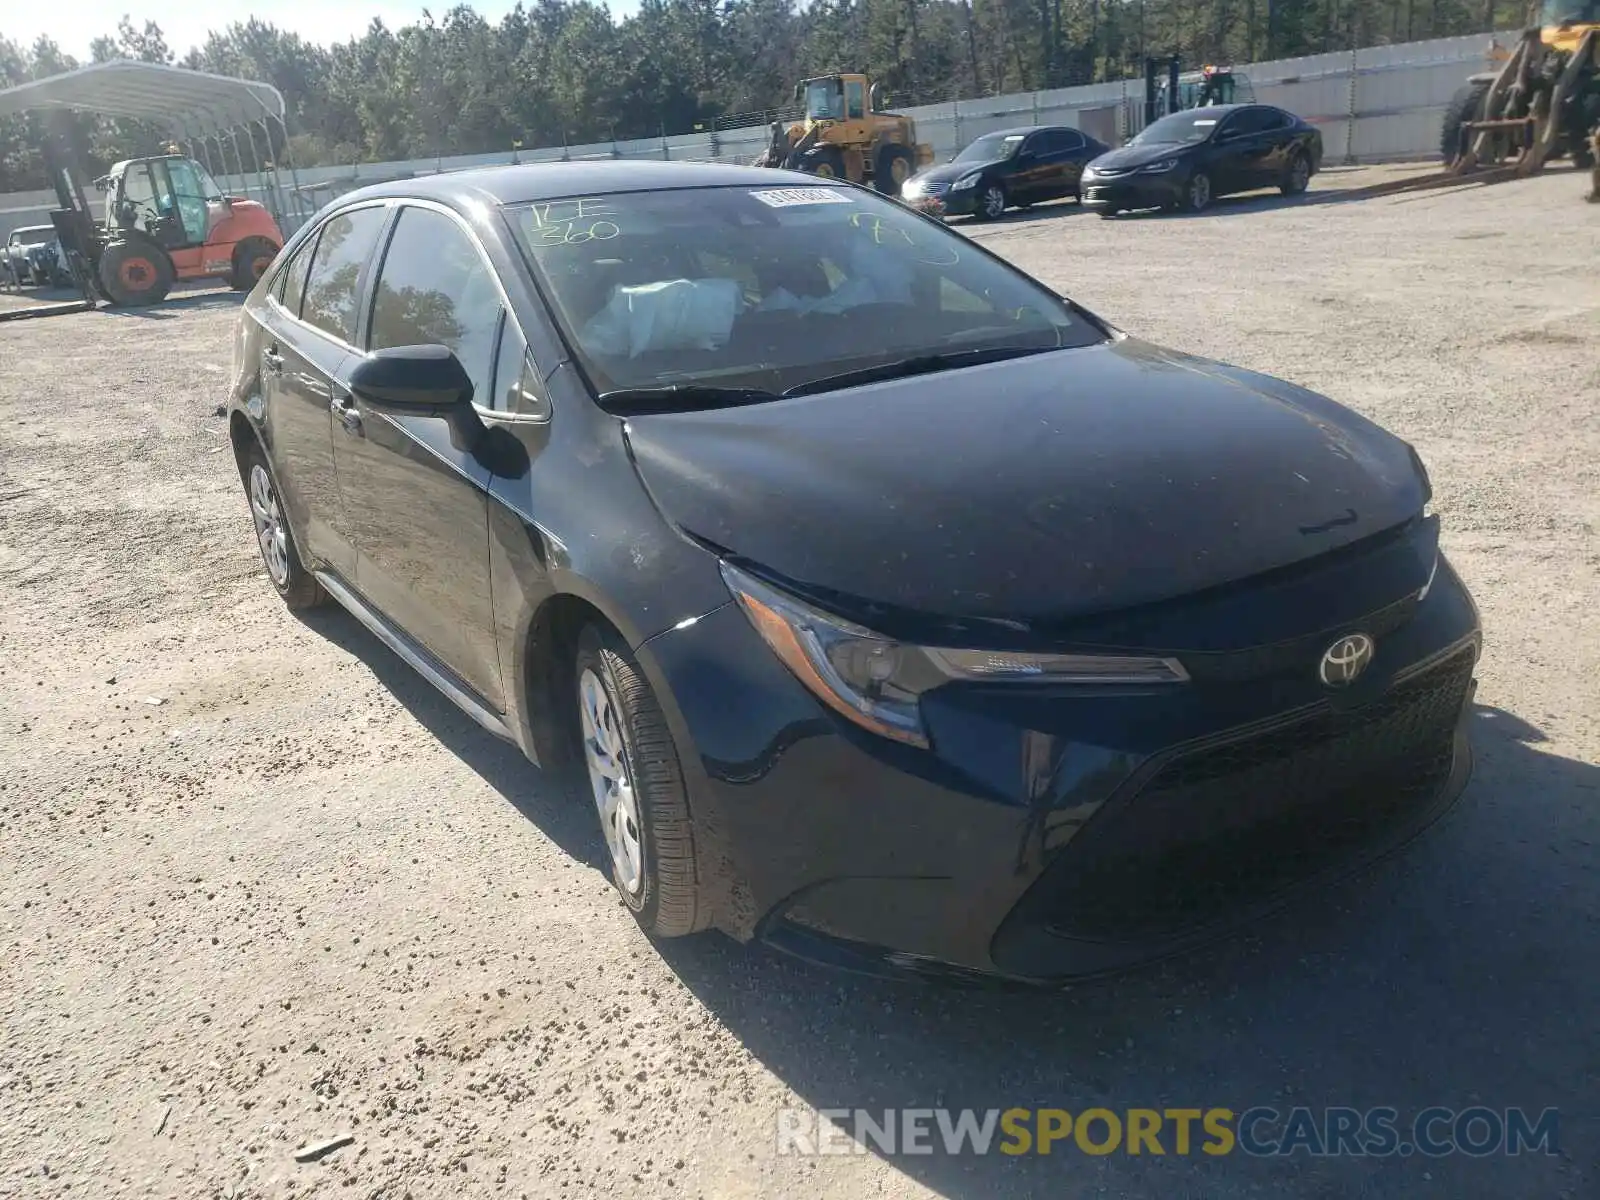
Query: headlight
[[1416, 552, 1440, 602], [1138, 158, 1179, 173], [948, 173, 980, 191], [720, 563, 1188, 749]]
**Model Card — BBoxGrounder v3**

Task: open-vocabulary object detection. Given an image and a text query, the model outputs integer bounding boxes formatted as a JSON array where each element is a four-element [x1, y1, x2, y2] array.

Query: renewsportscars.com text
[[776, 1106, 1560, 1158]]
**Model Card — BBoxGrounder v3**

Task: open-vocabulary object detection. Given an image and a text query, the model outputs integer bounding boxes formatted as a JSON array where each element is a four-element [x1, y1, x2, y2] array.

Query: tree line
[[2, 0, 1515, 190]]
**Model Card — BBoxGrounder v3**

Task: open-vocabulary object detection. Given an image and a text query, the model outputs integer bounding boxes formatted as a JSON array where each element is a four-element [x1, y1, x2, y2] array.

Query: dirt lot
[[2, 165, 1597, 1199]]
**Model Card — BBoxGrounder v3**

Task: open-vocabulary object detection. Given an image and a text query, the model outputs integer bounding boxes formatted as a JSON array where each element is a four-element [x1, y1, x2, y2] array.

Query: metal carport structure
[[0, 59, 307, 232]]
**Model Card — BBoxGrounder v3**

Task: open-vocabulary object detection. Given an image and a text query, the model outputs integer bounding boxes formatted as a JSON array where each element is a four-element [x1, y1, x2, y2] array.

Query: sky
[[11, 0, 643, 61]]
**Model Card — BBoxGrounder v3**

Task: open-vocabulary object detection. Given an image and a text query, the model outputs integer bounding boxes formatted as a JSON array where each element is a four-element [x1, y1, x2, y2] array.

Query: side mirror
[[349, 345, 474, 415]]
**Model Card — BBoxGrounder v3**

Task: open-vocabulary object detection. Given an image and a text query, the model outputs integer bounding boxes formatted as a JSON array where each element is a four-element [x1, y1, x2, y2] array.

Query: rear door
[[332, 202, 508, 710], [259, 203, 390, 580]]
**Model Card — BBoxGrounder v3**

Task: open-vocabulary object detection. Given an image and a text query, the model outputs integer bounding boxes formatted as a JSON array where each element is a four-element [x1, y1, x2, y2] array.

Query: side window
[[845, 80, 865, 120], [490, 319, 550, 417], [368, 206, 503, 406], [275, 231, 319, 316], [301, 206, 387, 345], [1056, 129, 1085, 153]]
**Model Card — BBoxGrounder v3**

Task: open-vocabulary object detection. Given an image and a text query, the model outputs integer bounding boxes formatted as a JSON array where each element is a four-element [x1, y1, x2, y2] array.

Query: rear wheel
[[574, 625, 707, 938], [1440, 80, 1490, 165], [241, 442, 325, 610], [97, 242, 173, 306], [230, 236, 278, 291], [874, 144, 916, 195], [1281, 149, 1311, 196]]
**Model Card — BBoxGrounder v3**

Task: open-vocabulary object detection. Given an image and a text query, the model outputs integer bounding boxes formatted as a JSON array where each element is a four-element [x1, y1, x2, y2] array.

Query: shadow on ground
[[297, 605, 608, 877], [297, 602, 1598, 1198]]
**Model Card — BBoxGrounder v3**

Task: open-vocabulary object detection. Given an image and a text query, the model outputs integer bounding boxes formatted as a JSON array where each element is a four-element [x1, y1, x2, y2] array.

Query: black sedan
[[229, 161, 1479, 985], [1080, 104, 1323, 216], [899, 125, 1108, 220]]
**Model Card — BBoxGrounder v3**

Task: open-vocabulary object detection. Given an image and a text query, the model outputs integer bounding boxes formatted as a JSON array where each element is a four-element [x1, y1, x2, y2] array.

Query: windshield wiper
[[596, 384, 781, 415], [782, 345, 1055, 398]]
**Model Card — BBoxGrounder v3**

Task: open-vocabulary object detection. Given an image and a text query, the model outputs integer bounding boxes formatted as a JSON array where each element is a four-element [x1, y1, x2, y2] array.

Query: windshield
[[508, 184, 1102, 402], [1132, 113, 1222, 146], [804, 79, 844, 121], [11, 228, 53, 246], [1541, 0, 1599, 23], [955, 133, 1026, 164]]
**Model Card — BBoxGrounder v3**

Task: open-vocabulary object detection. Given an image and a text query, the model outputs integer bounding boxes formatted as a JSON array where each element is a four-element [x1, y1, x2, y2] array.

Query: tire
[[1281, 149, 1311, 196], [798, 145, 847, 181], [1440, 80, 1490, 165], [97, 241, 173, 307], [874, 144, 917, 195], [230, 236, 278, 291], [241, 441, 326, 611], [574, 624, 707, 938], [1097, 207, 1120, 219], [975, 181, 1007, 221], [1184, 171, 1213, 213]]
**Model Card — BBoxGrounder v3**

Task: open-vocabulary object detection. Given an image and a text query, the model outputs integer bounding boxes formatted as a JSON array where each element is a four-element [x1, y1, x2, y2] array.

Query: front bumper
[[1080, 173, 1185, 211], [902, 185, 977, 219], [637, 552, 1482, 985]]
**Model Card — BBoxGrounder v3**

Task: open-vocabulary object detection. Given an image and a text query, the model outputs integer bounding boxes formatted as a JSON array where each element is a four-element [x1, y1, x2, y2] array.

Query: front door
[[333, 203, 508, 710]]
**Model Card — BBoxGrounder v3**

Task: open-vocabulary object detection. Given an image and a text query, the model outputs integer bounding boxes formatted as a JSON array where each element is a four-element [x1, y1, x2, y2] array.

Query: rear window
[[507, 184, 1102, 399]]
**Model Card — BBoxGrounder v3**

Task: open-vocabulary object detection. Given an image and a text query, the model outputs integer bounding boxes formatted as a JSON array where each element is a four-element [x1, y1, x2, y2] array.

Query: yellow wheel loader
[[1438, 2, 1600, 197], [755, 74, 935, 196]]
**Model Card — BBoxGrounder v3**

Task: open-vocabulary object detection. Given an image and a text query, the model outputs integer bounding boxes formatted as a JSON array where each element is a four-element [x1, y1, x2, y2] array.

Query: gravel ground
[[2, 164, 1597, 1200]]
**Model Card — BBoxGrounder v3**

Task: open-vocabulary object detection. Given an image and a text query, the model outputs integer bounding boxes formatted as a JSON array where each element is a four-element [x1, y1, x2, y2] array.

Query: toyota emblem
[[1319, 633, 1374, 687]]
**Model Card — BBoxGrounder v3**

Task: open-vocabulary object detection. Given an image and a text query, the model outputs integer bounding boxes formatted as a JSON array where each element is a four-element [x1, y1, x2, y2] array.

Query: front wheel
[[574, 625, 708, 938], [97, 241, 173, 306], [1184, 171, 1213, 213], [975, 182, 1007, 220]]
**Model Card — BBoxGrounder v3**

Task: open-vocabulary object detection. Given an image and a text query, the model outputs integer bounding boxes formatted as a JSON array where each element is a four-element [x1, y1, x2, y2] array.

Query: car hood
[[623, 338, 1426, 631], [1089, 141, 1198, 171], [911, 160, 998, 187]]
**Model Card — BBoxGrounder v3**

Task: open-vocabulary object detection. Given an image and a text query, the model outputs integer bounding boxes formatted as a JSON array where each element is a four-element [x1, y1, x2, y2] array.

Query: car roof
[[973, 126, 1072, 138], [333, 160, 836, 209], [10, 225, 53, 235]]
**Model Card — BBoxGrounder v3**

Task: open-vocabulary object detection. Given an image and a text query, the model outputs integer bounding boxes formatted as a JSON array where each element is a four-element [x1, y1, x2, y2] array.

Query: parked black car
[[900, 125, 1109, 220], [229, 161, 1479, 985], [1080, 104, 1323, 216]]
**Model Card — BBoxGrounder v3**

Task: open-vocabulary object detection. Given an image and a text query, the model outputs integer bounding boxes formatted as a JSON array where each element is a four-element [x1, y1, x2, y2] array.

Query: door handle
[[330, 388, 363, 436], [262, 347, 283, 374]]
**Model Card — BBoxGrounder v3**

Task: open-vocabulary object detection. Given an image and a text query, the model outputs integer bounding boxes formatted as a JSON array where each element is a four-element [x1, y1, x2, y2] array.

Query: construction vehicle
[[67, 152, 284, 306], [1435, 2, 1599, 197], [1159, 64, 1257, 114], [754, 73, 936, 194]]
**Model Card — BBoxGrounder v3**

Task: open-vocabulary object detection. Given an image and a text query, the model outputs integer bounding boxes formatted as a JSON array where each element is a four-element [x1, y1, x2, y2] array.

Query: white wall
[[0, 31, 1506, 239]]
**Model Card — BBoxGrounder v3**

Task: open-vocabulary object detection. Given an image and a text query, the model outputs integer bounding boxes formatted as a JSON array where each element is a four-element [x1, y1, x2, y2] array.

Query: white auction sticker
[[750, 187, 854, 207], [1193, 119, 1218, 126]]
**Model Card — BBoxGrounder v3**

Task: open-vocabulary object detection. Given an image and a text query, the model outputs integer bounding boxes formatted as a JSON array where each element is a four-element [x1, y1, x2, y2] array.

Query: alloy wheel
[[1290, 156, 1310, 193], [248, 464, 290, 586], [982, 185, 1006, 219], [1188, 173, 1212, 211], [579, 668, 645, 897]]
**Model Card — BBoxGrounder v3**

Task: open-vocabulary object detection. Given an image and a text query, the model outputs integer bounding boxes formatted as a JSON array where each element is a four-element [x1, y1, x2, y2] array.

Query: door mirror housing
[[349, 345, 475, 415]]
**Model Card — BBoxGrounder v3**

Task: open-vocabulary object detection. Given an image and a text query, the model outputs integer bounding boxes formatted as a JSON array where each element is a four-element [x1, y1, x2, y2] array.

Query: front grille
[[1179, 592, 1420, 684], [1035, 642, 1476, 942]]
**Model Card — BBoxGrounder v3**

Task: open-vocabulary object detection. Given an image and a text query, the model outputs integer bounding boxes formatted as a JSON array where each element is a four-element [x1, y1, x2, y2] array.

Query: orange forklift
[[84, 150, 284, 305]]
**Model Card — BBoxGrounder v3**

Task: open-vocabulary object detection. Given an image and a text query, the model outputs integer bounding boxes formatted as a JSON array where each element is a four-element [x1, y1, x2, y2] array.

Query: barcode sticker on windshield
[[750, 188, 854, 207]]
